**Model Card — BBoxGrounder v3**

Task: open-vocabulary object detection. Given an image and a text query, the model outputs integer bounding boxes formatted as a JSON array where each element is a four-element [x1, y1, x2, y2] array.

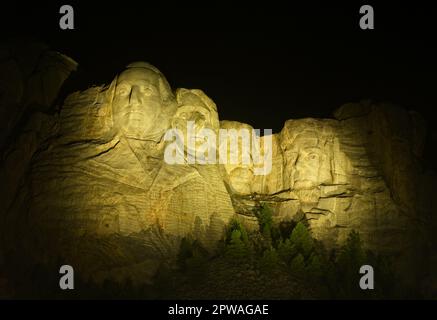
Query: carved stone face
[[172, 89, 220, 160], [293, 134, 325, 189], [173, 104, 217, 159], [229, 167, 253, 194], [218, 121, 256, 194], [112, 68, 163, 140], [281, 121, 334, 191]]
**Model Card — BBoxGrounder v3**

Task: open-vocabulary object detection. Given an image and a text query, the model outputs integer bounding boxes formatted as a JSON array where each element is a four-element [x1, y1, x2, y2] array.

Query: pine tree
[[226, 229, 250, 261], [177, 237, 194, 269], [277, 238, 298, 264], [225, 218, 249, 246], [337, 230, 366, 271], [258, 203, 273, 231], [306, 253, 323, 278], [290, 253, 305, 274], [289, 222, 314, 258], [259, 248, 280, 273], [336, 230, 367, 298]]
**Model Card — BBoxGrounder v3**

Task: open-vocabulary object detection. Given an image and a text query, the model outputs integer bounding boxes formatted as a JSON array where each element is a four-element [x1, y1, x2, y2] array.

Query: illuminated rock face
[[1, 60, 434, 284], [3, 62, 235, 283], [222, 115, 425, 259], [225, 109, 426, 253], [278, 117, 407, 250]]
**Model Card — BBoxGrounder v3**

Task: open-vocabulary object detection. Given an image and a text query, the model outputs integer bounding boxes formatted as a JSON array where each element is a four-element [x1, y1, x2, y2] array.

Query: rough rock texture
[[0, 41, 77, 216], [224, 101, 436, 286], [0, 57, 435, 286], [2, 62, 235, 284], [0, 41, 77, 149], [223, 115, 409, 251], [227, 103, 435, 232]]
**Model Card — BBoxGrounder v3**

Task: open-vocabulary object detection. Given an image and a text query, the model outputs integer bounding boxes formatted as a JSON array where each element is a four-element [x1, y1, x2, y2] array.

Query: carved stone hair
[[124, 61, 175, 103]]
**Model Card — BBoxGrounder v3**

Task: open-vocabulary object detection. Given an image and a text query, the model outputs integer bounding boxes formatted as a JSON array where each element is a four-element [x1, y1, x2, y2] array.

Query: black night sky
[[2, 2, 437, 133]]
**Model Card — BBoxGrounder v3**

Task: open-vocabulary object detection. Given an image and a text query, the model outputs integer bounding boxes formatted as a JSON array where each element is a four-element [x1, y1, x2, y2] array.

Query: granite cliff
[[0, 50, 435, 288]]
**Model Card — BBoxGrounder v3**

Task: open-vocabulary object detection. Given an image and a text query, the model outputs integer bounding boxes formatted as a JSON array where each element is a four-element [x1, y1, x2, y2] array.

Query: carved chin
[[117, 117, 154, 137], [120, 123, 152, 139]]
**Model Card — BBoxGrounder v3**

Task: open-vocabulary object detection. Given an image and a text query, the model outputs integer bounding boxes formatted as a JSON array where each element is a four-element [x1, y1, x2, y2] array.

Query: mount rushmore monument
[[0, 46, 435, 287]]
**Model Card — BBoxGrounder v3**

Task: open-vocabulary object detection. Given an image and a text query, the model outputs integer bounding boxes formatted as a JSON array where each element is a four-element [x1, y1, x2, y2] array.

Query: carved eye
[[195, 118, 205, 129], [308, 153, 318, 160], [141, 86, 154, 96], [116, 85, 130, 96]]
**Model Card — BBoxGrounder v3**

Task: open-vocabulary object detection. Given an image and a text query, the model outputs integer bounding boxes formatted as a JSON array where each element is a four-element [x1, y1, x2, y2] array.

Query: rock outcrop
[[225, 106, 422, 252], [0, 41, 77, 148], [222, 101, 436, 287], [0, 41, 77, 233], [0, 57, 435, 286], [2, 62, 235, 284]]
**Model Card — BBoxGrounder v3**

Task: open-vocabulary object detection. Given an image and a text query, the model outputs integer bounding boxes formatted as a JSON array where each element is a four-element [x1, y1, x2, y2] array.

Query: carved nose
[[129, 86, 142, 105]]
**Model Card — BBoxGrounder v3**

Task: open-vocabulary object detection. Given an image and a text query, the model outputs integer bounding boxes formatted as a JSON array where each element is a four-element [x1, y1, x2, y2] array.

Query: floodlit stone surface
[[2, 63, 235, 283], [224, 115, 413, 253], [1, 59, 435, 284]]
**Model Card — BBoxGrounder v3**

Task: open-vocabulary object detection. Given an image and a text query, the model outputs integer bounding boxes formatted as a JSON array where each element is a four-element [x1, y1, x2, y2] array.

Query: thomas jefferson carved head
[[171, 88, 220, 160]]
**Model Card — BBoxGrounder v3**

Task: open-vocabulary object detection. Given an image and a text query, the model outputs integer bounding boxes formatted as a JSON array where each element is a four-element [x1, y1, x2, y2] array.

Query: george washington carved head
[[110, 62, 176, 141]]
